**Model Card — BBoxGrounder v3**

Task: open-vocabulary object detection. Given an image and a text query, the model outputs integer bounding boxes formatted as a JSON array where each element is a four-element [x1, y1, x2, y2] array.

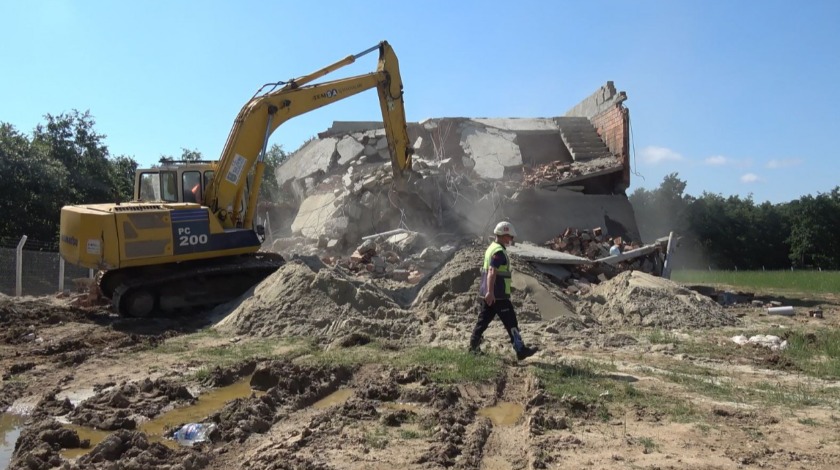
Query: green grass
[[638, 436, 658, 452], [304, 345, 504, 384], [397, 348, 504, 383], [798, 417, 818, 426], [647, 329, 680, 344], [782, 330, 840, 379], [533, 360, 701, 422], [654, 362, 840, 409], [364, 426, 389, 449], [148, 328, 307, 379], [672, 269, 840, 295]]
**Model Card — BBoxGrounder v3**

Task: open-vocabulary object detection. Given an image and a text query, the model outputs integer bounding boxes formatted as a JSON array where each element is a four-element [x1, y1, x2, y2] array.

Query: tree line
[[630, 173, 840, 270], [0, 110, 287, 248]]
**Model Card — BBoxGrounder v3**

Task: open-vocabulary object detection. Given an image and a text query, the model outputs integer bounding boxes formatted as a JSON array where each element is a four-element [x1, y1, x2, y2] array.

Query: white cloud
[[766, 158, 803, 169], [740, 173, 762, 183], [704, 155, 728, 166], [640, 146, 684, 165]]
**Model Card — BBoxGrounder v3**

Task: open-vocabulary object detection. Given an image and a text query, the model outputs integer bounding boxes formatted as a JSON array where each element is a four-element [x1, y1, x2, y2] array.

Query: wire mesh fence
[[0, 237, 91, 297]]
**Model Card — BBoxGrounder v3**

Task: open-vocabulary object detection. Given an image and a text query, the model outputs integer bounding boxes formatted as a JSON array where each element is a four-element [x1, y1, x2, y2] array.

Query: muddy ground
[[2, 246, 840, 469]]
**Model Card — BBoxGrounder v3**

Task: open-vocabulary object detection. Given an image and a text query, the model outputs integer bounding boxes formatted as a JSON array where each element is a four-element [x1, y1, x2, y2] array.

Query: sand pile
[[578, 271, 738, 329], [213, 257, 422, 341]]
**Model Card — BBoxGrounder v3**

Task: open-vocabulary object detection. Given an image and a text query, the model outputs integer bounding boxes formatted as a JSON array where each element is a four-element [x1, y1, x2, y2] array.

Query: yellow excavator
[[59, 41, 413, 317]]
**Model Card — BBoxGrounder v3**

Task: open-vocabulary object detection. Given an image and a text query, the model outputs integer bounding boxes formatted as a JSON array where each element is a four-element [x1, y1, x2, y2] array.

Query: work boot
[[516, 345, 539, 361], [469, 347, 485, 356]]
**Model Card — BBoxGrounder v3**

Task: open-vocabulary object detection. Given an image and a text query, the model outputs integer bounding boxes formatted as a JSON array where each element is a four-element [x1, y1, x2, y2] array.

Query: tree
[[629, 173, 693, 243], [33, 110, 115, 205], [110, 155, 139, 202], [259, 143, 288, 202], [0, 123, 69, 242]]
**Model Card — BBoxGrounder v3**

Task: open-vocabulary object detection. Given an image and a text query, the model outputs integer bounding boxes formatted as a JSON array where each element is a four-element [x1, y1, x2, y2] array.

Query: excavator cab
[[134, 162, 217, 204]]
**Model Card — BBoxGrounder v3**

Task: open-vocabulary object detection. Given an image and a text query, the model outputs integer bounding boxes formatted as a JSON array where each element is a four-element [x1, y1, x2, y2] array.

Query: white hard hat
[[493, 221, 517, 238]]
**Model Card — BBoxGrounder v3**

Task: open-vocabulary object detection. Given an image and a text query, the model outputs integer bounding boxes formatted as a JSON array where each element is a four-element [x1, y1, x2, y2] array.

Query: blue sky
[[1, 0, 837, 204]]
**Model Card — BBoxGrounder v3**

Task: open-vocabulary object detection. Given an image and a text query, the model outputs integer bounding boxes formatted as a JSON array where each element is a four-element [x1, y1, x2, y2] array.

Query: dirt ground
[[2, 246, 840, 470]]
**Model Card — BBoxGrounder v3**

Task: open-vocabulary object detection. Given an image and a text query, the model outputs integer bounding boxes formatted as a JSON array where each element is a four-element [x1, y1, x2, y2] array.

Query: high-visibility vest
[[481, 242, 511, 297]]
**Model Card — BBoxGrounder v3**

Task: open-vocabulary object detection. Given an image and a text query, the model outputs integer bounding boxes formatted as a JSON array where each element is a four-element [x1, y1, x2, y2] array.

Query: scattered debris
[[731, 335, 788, 351]]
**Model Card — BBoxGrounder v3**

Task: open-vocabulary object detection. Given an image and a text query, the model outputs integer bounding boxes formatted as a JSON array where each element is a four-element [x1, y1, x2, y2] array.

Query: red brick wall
[[591, 104, 630, 189]]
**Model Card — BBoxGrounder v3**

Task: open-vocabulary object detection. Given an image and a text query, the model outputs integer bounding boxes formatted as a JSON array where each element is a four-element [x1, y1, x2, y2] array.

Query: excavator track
[[100, 253, 285, 317]]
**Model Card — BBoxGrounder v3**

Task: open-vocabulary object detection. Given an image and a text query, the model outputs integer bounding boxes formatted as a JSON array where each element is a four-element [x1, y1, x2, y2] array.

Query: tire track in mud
[[471, 367, 533, 470]]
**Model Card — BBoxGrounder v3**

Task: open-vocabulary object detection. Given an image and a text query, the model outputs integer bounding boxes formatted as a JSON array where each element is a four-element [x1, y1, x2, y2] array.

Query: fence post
[[15, 235, 28, 296], [59, 257, 65, 292]]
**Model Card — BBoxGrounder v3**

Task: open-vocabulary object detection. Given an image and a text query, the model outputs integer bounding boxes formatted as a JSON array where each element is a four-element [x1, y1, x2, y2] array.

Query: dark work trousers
[[469, 299, 525, 352]]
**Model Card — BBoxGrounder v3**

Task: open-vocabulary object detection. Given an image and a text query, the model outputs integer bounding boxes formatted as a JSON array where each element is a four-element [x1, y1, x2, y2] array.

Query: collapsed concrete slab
[[268, 82, 638, 253]]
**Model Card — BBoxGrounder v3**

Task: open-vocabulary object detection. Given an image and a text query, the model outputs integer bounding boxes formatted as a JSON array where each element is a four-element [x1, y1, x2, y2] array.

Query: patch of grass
[[672, 270, 840, 295], [638, 436, 657, 452], [397, 347, 504, 383], [533, 360, 701, 422], [305, 343, 389, 367], [798, 417, 818, 426], [655, 362, 840, 409], [782, 330, 840, 379], [398, 429, 423, 439], [745, 427, 765, 440], [648, 329, 679, 345], [188, 366, 212, 382], [695, 423, 711, 435], [364, 426, 389, 449]]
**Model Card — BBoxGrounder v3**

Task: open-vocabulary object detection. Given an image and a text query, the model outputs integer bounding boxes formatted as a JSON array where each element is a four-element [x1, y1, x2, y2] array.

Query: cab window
[[182, 171, 202, 203], [160, 171, 178, 202]]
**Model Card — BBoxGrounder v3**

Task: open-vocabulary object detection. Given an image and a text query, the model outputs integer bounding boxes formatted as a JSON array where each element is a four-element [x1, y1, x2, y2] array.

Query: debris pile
[[267, 83, 637, 258], [212, 257, 423, 341], [578, 271, 738, 329], [317, 233, 456, 285]]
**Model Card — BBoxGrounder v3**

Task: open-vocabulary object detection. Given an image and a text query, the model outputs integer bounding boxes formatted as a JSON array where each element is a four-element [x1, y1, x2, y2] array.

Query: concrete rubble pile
[[533, 226, 669, 294], [264, 82, 648, 286]]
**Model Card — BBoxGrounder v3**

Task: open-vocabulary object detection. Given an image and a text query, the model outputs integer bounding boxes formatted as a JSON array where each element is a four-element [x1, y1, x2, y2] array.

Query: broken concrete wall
[[565, 81, 630, 190], [451, 188, 640, 245], [271, 82, 638, 250]]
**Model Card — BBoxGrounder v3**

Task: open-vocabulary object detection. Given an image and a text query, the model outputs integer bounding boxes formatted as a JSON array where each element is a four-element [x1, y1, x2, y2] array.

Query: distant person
[[609, 237, 622, 256], [469, 221, 539, 361]]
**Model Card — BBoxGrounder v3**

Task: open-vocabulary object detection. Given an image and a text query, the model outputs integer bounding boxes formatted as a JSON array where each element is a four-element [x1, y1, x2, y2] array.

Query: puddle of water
[[512, 272, 573, 320], [477, 402, 524, 426], [61, 377, 261, 459], [1, 413, 26, 470], [312, 389, 354, 409]]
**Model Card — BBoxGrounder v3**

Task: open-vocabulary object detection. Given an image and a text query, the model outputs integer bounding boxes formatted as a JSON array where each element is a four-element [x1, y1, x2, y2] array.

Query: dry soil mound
[[213, 257, 423, 341], [579, 271, 737, 329]]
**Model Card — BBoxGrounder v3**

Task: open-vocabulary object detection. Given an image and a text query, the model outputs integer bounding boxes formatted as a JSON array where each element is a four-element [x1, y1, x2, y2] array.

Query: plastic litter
[[173, 422, 216, 446], [730, 334, 787, 351]]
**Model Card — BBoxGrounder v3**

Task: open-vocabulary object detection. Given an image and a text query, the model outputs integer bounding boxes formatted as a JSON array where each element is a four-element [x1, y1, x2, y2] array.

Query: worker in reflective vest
[[470, 221, 539, 361]]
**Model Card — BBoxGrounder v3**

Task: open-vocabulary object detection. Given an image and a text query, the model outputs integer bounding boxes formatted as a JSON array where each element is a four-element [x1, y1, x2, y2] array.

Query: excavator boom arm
[[205, 41, 412, 229]]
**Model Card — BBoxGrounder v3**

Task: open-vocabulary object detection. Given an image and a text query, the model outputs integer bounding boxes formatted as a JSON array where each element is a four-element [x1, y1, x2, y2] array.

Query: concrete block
[[337, 136, 365, 166], [275, 137, 338, 185], [364, 145, 378, 157], [290, 192, 341, 239], [376, 137, 389, 150], [461, 125, 522, 180]]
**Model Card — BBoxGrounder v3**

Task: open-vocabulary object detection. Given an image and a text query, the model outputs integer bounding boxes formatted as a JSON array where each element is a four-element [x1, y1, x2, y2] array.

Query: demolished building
[[269, 81, 641, 255]]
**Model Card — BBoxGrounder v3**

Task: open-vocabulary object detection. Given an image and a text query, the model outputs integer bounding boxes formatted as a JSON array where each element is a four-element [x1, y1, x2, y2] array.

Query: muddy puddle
[[478, 402, 524, 426], [312, 388, 354, 409], [1, 413, 25, 470], [61, 376, 262, 459]]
